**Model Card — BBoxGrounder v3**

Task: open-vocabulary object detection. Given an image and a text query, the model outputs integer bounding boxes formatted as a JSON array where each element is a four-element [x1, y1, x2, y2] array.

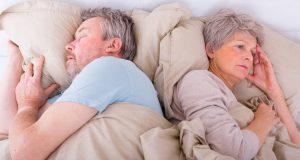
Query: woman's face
[[207, 32, 257, 83]]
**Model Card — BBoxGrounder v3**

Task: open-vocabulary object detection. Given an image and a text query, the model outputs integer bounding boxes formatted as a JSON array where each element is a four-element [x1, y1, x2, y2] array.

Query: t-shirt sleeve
[[55, 57, 129, 112], [47, 94, 62, 104], [175, 71, 259, 160]]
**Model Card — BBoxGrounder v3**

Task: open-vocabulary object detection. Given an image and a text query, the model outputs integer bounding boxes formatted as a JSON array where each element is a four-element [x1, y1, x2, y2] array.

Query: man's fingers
[[7, 40, 19, 49], [25, 62, 33, 79], [8, 40, 17, 47], [20, 73, 25, 81], [45, 84, 60, 97], [33, 56, 45, 81]]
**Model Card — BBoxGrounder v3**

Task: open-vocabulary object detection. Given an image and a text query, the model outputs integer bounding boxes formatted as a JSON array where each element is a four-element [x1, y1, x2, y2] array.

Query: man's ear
[[105, 38, 122, 55], [205, 45, 215, 59]]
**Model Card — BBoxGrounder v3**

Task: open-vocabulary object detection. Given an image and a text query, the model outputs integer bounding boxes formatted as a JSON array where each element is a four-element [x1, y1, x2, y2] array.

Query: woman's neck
[[208, 61, 236, 91]]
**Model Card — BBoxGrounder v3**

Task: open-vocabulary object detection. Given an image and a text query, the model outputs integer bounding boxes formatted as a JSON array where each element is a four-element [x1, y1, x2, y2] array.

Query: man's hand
[[15, 56, 59, 111]]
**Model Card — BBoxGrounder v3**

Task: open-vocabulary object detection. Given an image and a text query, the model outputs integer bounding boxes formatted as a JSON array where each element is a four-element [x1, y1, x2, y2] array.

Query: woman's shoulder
[[181, 70, 223, 87], [178, 70, 236, 101]]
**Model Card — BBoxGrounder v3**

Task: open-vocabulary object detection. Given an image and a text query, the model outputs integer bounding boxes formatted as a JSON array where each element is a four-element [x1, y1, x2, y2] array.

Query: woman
[[171, 9, 300, 159]]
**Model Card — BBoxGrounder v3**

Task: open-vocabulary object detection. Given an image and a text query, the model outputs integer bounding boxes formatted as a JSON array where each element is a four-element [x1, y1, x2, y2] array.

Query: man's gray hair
[[203, 9, 264, 53], [81, 8, 136, 61]]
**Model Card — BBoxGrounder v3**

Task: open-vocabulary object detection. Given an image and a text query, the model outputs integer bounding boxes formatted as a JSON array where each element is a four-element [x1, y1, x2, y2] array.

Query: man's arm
[[9, 102, 97, 160], [0, 41, 23, 135], [9, 56, 98, 159]]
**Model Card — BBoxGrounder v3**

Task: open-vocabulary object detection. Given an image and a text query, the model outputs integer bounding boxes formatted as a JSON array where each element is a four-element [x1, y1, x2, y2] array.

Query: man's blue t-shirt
[[52, 56, 162, 115]]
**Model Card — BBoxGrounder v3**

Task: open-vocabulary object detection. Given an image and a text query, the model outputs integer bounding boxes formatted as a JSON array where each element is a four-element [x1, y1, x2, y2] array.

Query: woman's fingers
[[257, 102, 280, 125], [273, 115, 280, 125], [246, 74, 255, 82], [256, 45, 272, 66]]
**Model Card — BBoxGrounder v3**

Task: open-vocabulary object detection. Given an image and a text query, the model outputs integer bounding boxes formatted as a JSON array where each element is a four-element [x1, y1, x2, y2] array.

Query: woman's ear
[[205, 45, 215, 59], [105, 38, 122, 55]]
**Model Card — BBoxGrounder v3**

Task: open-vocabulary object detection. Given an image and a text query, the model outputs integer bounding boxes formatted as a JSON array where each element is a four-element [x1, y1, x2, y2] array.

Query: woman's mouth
[[237, 65, 248, 70]]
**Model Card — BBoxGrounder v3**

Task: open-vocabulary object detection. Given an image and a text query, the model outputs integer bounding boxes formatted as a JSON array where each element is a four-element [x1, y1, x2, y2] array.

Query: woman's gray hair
[[81, 8, 136, 61], [203, 9, 264, 53]]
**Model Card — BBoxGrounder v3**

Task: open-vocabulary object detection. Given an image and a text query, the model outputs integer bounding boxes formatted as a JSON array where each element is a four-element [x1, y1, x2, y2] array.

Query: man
[[1, 8, 162, 159]]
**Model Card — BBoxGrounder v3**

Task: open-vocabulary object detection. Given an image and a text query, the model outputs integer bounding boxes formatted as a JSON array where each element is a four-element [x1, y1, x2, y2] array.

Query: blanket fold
[[0, 103, 172, 160], [140, 118, 235, 160]]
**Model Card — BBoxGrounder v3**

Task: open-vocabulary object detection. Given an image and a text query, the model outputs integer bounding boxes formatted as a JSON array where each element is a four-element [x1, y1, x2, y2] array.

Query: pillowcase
[[132, 2, 192, 81], [0, 0, 81, 91], [155, 17, 209, 118]]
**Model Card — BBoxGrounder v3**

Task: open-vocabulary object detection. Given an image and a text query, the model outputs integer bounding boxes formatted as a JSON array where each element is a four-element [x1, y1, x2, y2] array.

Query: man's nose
[[65, 41, 75, 52]]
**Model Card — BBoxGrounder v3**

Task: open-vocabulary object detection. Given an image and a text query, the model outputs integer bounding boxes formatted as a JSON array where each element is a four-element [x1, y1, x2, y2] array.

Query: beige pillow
[[0, 0, 81, 91], [156, 17, 209, 118], [132, 3, 192, 81]]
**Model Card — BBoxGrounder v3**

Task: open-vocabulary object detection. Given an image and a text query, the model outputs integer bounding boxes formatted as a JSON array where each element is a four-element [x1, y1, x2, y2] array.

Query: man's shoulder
[[91, 56, 132, 66], [84, 56, 135, 74]]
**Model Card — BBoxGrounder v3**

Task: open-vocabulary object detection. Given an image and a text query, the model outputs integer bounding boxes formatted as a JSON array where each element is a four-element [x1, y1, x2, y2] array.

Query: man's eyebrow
[[75, 27, 88, 38]]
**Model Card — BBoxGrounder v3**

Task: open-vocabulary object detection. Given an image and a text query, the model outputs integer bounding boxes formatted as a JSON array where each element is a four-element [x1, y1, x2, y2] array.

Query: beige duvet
[[1, 101, 299, 160]]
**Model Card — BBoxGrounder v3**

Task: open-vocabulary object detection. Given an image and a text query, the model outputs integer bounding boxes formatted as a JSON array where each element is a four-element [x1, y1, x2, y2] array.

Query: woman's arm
[[0, 41, 23, 135], [175, 70, 277, 159], [247, 45, 300, 146], [272, 91, 300, 145]]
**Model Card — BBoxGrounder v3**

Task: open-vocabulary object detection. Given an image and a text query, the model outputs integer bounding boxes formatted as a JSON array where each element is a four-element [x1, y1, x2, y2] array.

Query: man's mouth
[[66, 59, 75, 66]]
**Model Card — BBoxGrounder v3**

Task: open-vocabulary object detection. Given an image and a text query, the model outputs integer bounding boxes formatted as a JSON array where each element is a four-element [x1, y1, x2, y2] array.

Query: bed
[[1, 0, 300, 159]]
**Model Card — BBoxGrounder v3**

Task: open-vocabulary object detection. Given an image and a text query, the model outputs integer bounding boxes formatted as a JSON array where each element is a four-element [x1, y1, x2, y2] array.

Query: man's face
[[65, 17, 109, 79]]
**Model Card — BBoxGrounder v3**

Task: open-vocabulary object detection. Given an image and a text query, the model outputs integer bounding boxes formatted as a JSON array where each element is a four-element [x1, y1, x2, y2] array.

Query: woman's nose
[[244, 51, 253, 62]]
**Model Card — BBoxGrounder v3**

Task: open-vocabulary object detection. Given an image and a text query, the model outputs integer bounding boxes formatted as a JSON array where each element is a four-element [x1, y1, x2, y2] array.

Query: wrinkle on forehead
[[74, 17, 103, 39], [229, 32, 257, 47]]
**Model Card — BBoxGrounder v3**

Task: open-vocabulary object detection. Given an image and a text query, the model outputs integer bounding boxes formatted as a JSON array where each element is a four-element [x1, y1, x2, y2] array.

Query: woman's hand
[[246, 45, 282, 99], [15, 56, 59, 112], [254, 103, 280, 126], [246, 103, 280, 147]]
